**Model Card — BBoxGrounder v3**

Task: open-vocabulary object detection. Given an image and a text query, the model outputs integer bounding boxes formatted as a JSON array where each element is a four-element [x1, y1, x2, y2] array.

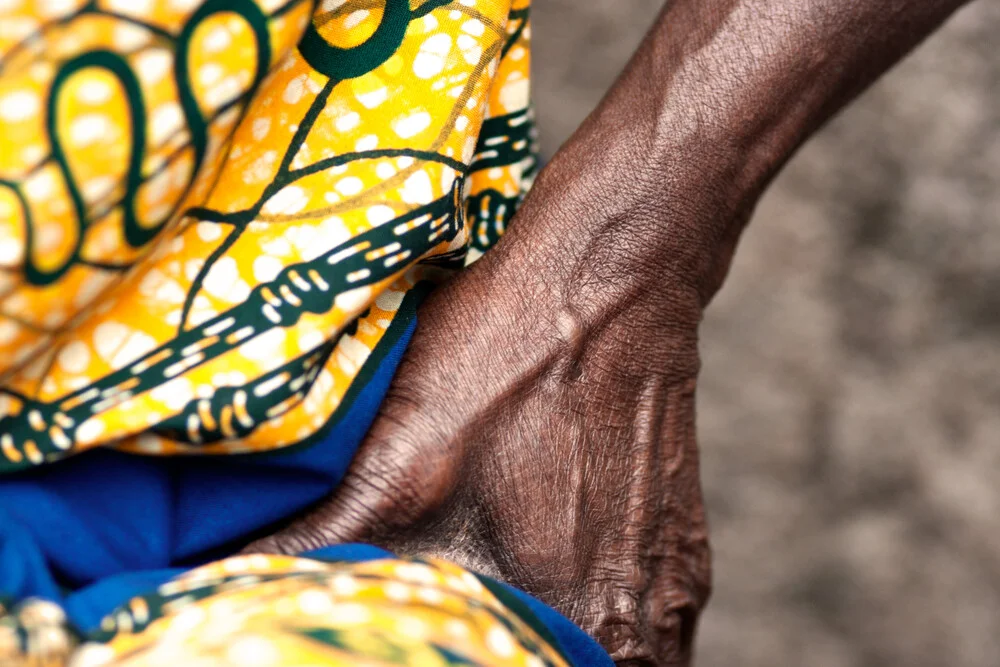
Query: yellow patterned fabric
[[0, 0, 534, 468], [0, 2, 565, 664], [2, 554, 571, 666]]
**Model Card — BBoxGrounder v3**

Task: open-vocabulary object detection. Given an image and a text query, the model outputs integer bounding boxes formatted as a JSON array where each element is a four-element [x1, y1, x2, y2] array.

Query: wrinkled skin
[[250, 155, 715, 664], [248, 0, 974, 663]]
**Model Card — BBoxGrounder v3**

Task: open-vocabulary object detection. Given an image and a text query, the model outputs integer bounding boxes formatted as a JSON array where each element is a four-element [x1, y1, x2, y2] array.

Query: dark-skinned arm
[[538, 0, 975, 306], [249, 2, 976, 665]]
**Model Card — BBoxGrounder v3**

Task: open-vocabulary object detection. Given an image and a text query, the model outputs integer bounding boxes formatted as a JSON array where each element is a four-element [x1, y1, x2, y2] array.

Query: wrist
[[504, 109, 743, 314], [483, 141, 708, 370], [507, 0, 974, 311]]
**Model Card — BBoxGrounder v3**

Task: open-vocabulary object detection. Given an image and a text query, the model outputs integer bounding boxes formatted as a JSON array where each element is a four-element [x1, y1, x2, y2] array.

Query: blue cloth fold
[[0, 313, 416, 608]]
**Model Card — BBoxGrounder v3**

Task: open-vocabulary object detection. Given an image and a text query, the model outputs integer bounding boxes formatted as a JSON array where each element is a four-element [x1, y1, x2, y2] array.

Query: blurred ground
[[530, 2, 1000, 665]]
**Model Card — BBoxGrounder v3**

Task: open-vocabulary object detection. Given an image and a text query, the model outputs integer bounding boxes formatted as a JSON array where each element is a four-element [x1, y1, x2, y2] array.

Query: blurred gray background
[[531, 2, 1000, 665]]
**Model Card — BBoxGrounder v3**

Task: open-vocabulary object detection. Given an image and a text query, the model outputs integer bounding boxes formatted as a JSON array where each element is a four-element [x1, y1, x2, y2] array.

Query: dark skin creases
[[248, 180, 713, 664], [247, 0, 975, 664], [249, 167, 714, 664]]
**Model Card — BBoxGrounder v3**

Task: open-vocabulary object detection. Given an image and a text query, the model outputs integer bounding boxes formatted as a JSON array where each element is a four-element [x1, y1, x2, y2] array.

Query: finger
[[244, 406, 459, 555]]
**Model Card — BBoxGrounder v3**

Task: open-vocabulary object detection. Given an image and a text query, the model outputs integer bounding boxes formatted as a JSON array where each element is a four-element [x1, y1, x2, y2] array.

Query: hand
[[247, 148, 716, 666], [246, 0, 973, 660]]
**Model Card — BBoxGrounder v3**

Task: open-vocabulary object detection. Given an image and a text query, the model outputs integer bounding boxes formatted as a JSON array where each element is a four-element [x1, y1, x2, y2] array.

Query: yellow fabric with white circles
[[3, 555, 570, 666], [0, 0, 535, 469]]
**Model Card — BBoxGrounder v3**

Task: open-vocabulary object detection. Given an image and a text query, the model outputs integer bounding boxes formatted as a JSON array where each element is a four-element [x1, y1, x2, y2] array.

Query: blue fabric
[[501, 582, 615, 667], [0, 315, 417, 608], [65, 569, 185, 632], [0, 510, 63, 603], [305, 543, 394, 562], [0, 452, 176, 587]]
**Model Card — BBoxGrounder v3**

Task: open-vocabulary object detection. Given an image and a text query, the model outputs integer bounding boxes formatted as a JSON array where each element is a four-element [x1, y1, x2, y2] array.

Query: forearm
[[514, 0, 973, 308], [625, 0, 973, 190]]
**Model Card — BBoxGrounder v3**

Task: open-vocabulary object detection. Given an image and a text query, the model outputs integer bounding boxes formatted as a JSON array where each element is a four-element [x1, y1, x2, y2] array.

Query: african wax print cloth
[[2, 546, 611, 666], [0, 0, 612, 664]]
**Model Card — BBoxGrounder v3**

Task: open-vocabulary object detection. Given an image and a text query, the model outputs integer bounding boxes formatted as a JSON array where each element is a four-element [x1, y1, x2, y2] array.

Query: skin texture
[[249, 0, 975, 664]]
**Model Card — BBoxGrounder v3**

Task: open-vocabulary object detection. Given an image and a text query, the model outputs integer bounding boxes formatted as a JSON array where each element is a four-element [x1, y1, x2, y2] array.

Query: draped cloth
[[0, 0, 611, 663]]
